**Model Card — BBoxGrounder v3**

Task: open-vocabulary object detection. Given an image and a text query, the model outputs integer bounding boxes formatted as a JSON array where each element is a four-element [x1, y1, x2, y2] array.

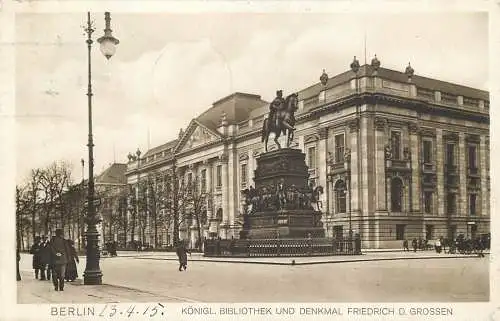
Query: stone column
[[436, 129, 445, 216], [204, 160, 213, 224], [374, 117, 387, 211], [458, 133, 467, 217], [349, 119, 360, 214], [359, 116, 371, 245], [317, 127, 328, 212], [409, 122, 421, 212], [220, 154, 230, 225], [480, 135, 488, 216], [227, 148, 238, 235], [247, 151, 254, 186]]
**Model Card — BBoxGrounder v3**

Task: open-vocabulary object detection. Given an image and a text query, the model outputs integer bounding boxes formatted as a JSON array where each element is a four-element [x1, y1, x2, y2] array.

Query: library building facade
[[125, 57, 490, 249]]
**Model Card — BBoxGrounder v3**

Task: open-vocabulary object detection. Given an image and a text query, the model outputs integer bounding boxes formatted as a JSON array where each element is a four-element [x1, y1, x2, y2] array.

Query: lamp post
[[83, 11, 119, 285]]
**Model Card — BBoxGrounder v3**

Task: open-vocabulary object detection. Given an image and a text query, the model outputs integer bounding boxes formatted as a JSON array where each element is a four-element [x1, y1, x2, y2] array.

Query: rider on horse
[[269, 90, 295, 132]]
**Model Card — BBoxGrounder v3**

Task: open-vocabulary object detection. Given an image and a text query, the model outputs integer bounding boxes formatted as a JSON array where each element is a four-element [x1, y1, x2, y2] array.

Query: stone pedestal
[[243, 148, 324, 239]]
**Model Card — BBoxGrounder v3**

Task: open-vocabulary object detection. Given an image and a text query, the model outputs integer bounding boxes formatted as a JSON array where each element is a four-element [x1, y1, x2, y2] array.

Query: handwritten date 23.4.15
[[98, 303, 166, 318]]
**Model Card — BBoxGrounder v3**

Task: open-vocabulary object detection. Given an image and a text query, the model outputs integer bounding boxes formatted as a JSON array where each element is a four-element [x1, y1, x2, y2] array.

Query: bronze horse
[[261, 93, 298, 152]]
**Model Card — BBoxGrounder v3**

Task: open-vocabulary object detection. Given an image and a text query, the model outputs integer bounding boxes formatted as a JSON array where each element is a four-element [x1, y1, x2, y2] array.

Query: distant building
[[94, 163, 128, 246], [125, 58, 490, 249]]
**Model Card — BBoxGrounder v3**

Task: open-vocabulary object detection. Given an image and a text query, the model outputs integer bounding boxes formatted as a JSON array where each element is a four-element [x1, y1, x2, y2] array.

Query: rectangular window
[[446, 143, 456, 166], [391, 131, 401, 160], [333, 225, 343, 239], [469, 194, 477, 216], [335, 188, 346, 213], [424, 191, 433, 214], [308, 146, 317, 169], [425, 225, 434, 240], [396, 224, 405, 240], [468, 145, 477, 170], [447, 193, 456, 215], [241, 163, 248, 186], [335, 134, 345, 163], [187, 172, 193, 188], [201, 169, 207, 192], [216, 165, 222, 187], [423, 140, 432, 164]]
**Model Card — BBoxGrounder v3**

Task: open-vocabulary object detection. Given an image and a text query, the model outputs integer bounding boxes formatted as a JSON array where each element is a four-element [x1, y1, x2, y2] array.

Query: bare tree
[[164, 167, 211, 249], [25, 169, 43, 242], [16, 185, 31, 251], [38, 161, 73, 235]]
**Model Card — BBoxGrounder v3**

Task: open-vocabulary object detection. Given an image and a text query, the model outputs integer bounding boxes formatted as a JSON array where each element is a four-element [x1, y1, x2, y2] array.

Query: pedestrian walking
[[402, 239, 409, 252], [29, 236, 42, 279], [49, 228, 71, 291], [475, 237, 485, 258], [111, 241, 118, 257], [176, 240, 191, 271], [412, 238, 418, 252], [435, 239, 442, 253], [39, 235, 52, 281], [65, 240, 79, 282], [441, 238, 447, 253]]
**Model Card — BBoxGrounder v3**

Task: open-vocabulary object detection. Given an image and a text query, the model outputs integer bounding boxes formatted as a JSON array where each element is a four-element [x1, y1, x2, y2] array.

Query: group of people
[[402, 237, 430, 252], [403, 234, 489, 257], [29, 228, 79, 291], [104, 241, 118, 256]]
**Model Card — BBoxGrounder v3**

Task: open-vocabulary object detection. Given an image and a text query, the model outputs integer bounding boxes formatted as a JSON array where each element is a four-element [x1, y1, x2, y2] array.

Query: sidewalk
[[123, 250, 488, 265], [17, 271, 190, 304]]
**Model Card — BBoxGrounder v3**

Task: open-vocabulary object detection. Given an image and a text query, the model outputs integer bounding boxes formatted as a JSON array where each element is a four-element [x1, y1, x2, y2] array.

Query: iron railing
[[204, 237, 361, 257]]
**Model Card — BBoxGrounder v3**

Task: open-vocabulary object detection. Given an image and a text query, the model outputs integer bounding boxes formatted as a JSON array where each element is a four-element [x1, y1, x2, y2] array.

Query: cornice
[[310, 93, 489, 124], [175, 139, 224, 159]]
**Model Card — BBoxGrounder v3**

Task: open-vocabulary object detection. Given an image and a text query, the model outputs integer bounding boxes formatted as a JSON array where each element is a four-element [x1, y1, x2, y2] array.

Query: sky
[[15, 12, 488, 185]]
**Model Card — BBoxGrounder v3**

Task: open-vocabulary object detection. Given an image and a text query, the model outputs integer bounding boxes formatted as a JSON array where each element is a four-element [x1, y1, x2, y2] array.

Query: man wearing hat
[[29, 236, 42, 279], [50, 228, 71, 291], [39, 235, 52, 281], [269, 90, 285, 129]]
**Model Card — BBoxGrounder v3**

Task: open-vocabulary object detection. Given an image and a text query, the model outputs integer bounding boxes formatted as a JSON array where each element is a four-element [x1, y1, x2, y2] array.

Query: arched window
[[391, 177, 403, 212], [334, 180, 347, 213], [216, 208, 223, 221]]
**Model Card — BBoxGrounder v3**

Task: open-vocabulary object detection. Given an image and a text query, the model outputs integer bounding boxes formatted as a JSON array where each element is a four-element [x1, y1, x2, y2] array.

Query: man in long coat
[[176, 240, 191, 271], [29, 236, 42, 279], [39, 235, 52, 281], [49, 229, 71, 291], [64, 239, 79, 282]]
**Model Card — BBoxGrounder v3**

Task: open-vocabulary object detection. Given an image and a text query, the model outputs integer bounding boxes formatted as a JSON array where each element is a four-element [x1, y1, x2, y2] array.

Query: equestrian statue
[[262, 90, 298, 152]]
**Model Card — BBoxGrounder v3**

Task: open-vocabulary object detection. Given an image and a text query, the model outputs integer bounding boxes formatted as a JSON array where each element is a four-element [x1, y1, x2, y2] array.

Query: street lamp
[[83, 11, 119, 285]]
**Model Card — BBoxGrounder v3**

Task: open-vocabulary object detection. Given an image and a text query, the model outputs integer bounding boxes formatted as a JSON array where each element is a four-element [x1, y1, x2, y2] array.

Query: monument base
[[246, 210, 325, 239]]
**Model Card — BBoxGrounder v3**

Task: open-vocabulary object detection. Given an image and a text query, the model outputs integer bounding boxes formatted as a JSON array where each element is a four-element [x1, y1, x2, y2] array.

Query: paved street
[[17, 252, 489, 303]]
